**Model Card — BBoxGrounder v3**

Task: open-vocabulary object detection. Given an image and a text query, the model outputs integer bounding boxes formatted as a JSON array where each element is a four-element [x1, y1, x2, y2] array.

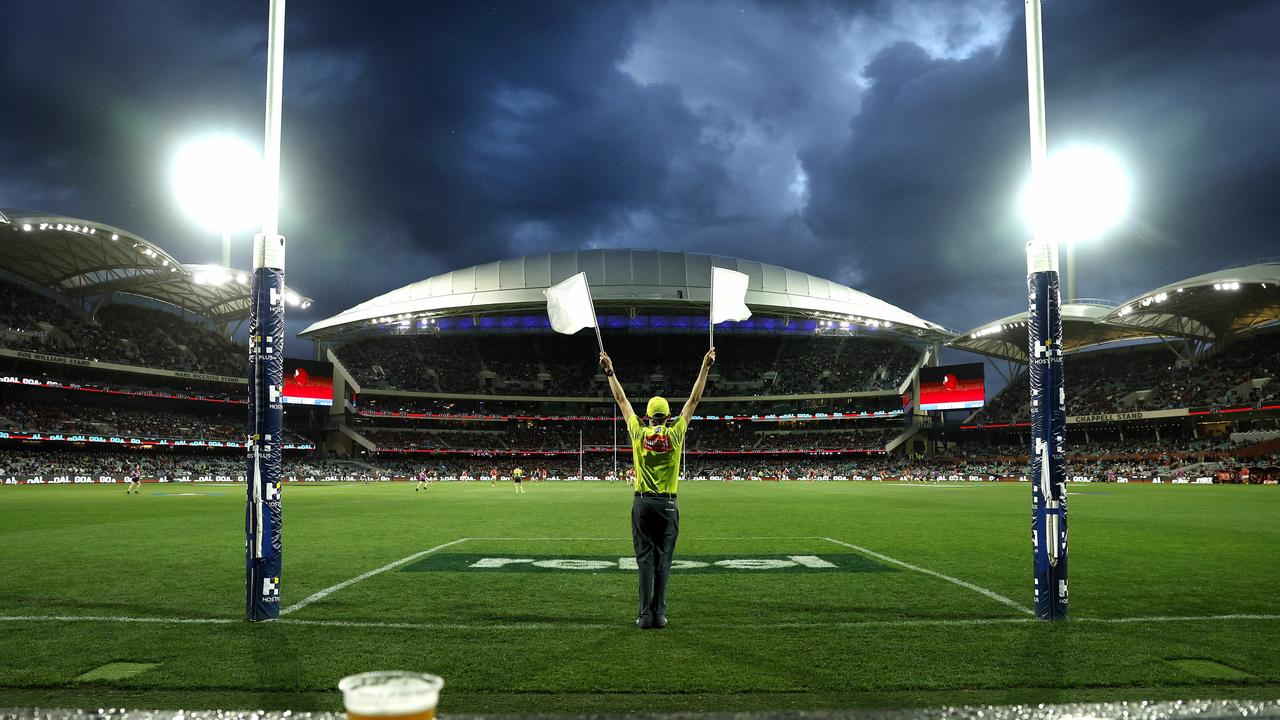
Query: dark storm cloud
[[803, 0, 1280, 329], [2, 0, 1279, 340]]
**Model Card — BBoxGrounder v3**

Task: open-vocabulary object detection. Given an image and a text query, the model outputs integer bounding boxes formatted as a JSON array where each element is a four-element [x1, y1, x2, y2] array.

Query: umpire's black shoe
[[654, 615, 668, 629], [636, 615, 654, 630]]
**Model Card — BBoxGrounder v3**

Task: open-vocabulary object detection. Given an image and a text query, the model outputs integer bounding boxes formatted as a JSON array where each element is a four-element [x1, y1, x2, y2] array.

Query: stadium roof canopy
[[0, 210, 310, 324], [301, 249, 955, 343], [949, 301, 1161, 362], [1102, 261, 1280, 341], [950, 261, 1280, 362]]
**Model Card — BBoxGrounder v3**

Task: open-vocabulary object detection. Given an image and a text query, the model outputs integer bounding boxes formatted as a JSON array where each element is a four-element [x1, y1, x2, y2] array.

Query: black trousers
[[631, 495, 680, 620]]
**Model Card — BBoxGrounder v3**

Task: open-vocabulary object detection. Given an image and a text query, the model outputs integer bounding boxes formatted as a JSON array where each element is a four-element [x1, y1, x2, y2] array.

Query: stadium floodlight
[[1020, 143, 1130, 303], [1019, 144, 1130, 246], [172, 133, 264, 267]]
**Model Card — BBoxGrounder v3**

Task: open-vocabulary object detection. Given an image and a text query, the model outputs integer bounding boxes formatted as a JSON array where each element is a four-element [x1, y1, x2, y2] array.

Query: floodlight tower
[[245, 0, 287, 623], [1023, 0, 1068, 621]]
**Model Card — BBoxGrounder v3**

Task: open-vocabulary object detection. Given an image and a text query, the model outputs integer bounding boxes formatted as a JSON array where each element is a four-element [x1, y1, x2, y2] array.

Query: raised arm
[[680, 348, 716, 424], [599, 352, 635, 423]]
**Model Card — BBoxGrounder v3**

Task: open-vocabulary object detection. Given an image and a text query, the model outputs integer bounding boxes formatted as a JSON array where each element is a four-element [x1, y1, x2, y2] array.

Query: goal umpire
[[599, 347, 715, 629]]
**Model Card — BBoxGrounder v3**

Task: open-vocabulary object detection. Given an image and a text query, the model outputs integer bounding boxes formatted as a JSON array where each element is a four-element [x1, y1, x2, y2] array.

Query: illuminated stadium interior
[[0, 224, 1276, 482]]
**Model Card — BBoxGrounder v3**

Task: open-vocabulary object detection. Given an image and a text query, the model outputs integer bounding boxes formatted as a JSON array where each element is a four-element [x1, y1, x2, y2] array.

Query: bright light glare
[[172, 134, 263, 233], [194, 269, 233, 285], [1020, 145, 1130, 245]]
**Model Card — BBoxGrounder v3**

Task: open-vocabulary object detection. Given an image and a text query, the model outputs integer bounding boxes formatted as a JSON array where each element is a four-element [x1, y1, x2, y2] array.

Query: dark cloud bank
[[3, 0, 1278, 340]]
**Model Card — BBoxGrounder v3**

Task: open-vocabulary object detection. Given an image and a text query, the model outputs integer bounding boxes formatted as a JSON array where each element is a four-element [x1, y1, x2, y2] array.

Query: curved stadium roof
[[0, 210, 311, 323], [301, 249, 954, 343], [951, 301, 1162, 363], [950, 261, 1280, 362], [1102, 261, 1280, 340]]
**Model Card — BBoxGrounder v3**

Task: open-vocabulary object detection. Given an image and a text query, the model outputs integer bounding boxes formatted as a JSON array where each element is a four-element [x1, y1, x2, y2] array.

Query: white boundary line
[[821, 537, 1034, 616], [1, 613, 1277, 631], [279, 537, 471, 615], [469, 536, 824, 541]]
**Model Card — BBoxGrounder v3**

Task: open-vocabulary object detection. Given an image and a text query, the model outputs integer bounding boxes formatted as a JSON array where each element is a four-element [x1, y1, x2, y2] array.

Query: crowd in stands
[[2, 401, 237, 440], [942, 435, 1235, 460], [928, 428, 1279, 481], [354, 393, 905, 420], [363, 450, 1277, 481], [0, 281, 241, 375], [1, 448, 346, 479], [969, 332, 1279, 424], [336, 333, 919, 397], [353, 419, 901, 453], [1, 448, 242, 478], [0, 372, 243, 404], [5, 442, 1275, 483], [0, 401, 310, 443]]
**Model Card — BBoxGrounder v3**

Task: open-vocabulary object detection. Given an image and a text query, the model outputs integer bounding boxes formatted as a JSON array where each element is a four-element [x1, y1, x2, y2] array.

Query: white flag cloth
[[710, 267, 752, 324], [544, 272, 598, 335]]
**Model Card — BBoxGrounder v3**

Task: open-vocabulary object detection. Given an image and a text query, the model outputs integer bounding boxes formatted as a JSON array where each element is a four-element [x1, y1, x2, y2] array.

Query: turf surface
[[1, 480, 1277, 713]]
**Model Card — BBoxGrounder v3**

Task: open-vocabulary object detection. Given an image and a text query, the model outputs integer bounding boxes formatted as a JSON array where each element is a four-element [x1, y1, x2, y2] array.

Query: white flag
[[544, 272, 598, 335], [710, 267, 752, 324]]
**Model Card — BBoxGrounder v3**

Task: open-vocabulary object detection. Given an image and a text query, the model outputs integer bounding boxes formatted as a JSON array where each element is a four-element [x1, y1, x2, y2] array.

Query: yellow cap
[[646, 396, 670, 418]]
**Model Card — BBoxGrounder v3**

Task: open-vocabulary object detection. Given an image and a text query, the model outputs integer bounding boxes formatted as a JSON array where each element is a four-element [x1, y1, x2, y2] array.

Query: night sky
[[3, 0, 1279, 344]]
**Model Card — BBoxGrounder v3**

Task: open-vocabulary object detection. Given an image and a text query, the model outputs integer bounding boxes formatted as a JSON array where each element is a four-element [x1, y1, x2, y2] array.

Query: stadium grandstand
[[943, 259, 1280, 484], [286, 250, 1278, 483], [0, 210, 324, 483], [4, 217, 1277, 485], [300, 249, 948, 474]]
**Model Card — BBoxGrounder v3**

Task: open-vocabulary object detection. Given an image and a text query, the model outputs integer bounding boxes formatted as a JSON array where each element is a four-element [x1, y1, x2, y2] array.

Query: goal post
[[1024, 0, 1068, 621], [246, 0, 287, 623]]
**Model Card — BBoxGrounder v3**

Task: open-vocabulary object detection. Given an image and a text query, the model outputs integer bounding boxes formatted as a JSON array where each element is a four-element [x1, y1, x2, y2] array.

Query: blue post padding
[[1028, 269, 1068, 620], [245, 266, 285, 621]]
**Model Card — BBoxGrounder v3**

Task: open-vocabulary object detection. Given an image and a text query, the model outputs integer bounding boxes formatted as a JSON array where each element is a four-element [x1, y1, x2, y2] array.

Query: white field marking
[[279, 537, 471, 615], [821, 537, 1034, 616], [468, 532, 632, 538], [468, 536, 824, 541], [0, 615, 237, 625], [2, 613, 1278, 631]]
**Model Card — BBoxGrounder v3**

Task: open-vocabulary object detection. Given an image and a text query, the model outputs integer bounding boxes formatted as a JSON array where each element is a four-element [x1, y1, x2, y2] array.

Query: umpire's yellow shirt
[[627, 415, 688, 494]]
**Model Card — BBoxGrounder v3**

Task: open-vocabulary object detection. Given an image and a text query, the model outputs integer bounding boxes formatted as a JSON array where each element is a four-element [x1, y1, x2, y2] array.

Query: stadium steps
[[1171, 460, 1214, 477], [337, 422, 377, 452], [1120, 389, 1153, 408], [885, 426, 919, 454], [1227, 377, 1272, 403], [337, 459, 375, 472]]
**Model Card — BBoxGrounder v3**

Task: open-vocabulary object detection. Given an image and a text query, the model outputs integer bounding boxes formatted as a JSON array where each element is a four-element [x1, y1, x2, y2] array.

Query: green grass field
[[2, 480, 1278, 713]]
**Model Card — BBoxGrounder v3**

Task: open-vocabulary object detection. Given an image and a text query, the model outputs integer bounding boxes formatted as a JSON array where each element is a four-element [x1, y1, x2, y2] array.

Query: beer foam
[[340, 672, 442, 715]]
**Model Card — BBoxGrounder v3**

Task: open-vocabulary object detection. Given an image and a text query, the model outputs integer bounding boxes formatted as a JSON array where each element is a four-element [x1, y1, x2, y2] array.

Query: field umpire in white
[[599, 346, 716, 629]]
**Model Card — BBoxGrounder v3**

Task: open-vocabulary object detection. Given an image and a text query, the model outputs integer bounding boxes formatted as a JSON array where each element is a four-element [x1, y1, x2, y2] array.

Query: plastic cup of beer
[[339, 671, 443, 720]]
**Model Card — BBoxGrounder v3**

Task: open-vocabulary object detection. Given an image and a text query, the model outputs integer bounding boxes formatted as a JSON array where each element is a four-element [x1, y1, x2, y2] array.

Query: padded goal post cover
[[246, 264, 285, 621], [1028, 267, 1068, 620]]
